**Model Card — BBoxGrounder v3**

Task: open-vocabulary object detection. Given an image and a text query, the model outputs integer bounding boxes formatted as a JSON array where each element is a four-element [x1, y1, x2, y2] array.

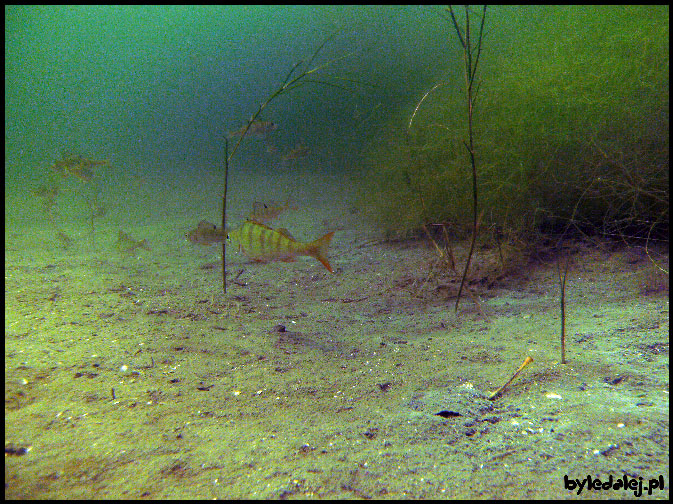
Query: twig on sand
[[488, 356, 534, 400]]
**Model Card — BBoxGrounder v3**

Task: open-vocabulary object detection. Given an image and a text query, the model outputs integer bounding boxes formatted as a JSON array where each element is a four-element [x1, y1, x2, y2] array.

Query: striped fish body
[[249, 200, 295, 223], [228, 221, 334, 273]]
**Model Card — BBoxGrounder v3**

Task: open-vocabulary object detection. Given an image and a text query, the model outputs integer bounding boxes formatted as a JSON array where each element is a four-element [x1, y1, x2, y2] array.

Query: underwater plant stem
[[226, 31, 355, 165], [645, 208, 669, 275], [90, 212, 95, 248], [217, 32, 355, 294], [451, 5, 487, 313], [557, 256, 569, 364], [86, 187, 97, 249], [407, 82, 446, 142], [222, 139, 229, 293]]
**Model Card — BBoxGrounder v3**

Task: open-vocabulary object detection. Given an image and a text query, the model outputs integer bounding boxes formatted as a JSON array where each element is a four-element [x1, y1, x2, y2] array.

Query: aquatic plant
[[36, 154, 109, 249], [447, 5, 487, 312], [557, 256, 569, 364], [32, 182, 60, 226], [219, 33, 358, 292], [402, 6, 488, 311], [85, 189, 106, 248], [222, 140, 229, 292], [364, 5, 669, 247]]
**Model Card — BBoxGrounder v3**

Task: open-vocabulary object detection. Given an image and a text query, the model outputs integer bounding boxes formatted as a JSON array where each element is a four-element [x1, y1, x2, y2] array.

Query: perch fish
[[281, 142, 310, 161], [228, 120, 278, 139], [49, 154, 109, 182], [186, 220, 228, 245], [187, 220, 334, 273], [248, 200, 296, 223], [230, 221, 334, 273], [116, 230, 150, 253]]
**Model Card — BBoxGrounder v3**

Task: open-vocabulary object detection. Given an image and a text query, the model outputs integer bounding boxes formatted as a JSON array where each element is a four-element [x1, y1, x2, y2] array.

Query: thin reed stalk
[[222, 139, 229, 293], [449, 5, 487, 312], [220, 33, 359, 292], [557, 255, 569, 364]]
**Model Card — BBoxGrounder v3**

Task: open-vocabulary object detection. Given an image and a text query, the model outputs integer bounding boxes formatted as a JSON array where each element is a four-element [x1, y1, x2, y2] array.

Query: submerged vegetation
[[33, 153, 109, 249], [363, 6, 669, 247], [445, 5, 486, 312], [217, 33, 359, 292]]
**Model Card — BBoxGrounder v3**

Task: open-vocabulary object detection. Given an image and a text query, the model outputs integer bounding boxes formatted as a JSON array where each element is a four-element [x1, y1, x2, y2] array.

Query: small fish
[[55, 230, 74, 249], [186, 220, 228, 245], [248, 200, 296, 223], [228, 220, 334, 273], [49, 154, 109, 182], [228, 120, 278, 139], [32, 184, 59, 200], [116, 230, 150, 253], [281, 142, 310, 161]]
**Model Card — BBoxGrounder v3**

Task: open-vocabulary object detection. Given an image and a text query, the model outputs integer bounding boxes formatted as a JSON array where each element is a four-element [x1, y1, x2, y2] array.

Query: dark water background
[[6, 5, 461, 177], [6, 6, 667, 237]]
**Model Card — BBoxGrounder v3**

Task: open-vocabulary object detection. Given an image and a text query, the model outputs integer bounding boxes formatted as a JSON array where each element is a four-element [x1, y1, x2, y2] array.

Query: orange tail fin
[[306, 231, 335, 273]]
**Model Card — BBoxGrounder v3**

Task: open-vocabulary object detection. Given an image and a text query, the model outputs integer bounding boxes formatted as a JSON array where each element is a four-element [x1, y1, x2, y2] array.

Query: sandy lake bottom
[[5, 170, 669, 499]]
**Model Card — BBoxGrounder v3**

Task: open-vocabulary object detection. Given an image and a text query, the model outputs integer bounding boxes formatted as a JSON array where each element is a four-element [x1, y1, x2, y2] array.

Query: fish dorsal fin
[[277, 228, 296, 241], [245, 220, 274, 231], [250, 201, 267, 217]]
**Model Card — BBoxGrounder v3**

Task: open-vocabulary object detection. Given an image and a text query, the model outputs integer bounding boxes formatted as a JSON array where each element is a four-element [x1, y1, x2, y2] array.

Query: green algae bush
[[362, 6, 669, 244]]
